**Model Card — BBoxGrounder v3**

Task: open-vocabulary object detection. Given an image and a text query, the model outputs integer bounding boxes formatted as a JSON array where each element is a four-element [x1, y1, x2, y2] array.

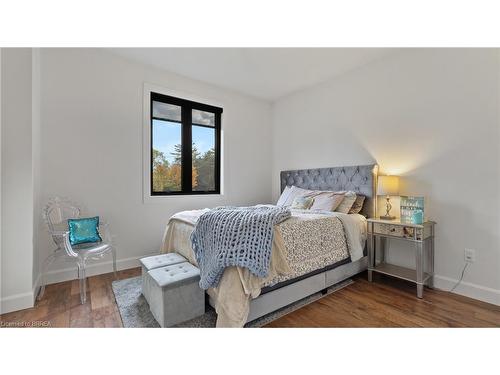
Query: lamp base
[[380, 215, 396, 220]]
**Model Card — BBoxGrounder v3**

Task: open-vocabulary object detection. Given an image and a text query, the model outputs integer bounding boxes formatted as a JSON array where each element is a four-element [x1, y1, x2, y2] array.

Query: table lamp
[[377, 175, 400, 220]]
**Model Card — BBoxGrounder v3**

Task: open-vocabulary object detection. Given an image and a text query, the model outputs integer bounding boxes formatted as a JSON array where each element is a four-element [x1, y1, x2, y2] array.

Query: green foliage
[[153, 149, 168, 169], [194, 148, 215, 191], [152, 144, 215, 192], [152, 149, 181, 192]]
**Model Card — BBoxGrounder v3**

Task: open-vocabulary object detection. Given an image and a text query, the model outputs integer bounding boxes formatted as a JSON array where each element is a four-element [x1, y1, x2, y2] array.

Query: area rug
[[112, 276, 353, 328]]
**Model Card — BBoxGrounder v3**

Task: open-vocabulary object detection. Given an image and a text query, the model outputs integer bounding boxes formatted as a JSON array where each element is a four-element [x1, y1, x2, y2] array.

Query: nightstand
[[367, 218, 436, 298]]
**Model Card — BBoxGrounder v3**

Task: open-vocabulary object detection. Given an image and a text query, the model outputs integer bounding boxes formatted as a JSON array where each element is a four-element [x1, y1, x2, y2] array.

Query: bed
[[161, 164, 378, 327]]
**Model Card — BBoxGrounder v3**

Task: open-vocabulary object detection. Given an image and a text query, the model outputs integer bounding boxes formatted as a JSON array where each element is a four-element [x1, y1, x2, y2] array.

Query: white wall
[[0, 48, 37, 313], [39, 49, 273, 283], [3, 48, 498, 312], [32, 49, 41, 293], [0, 48, 2, 313], [272, 49, 500, 305]]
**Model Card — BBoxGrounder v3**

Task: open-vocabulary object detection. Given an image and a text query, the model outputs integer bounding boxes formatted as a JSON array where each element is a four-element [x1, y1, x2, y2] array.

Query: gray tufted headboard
[[280, 164, 379, 218]]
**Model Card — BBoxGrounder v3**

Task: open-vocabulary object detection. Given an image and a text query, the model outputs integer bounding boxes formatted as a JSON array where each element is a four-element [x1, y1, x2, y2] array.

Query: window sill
[[143, 193, 224, 204]]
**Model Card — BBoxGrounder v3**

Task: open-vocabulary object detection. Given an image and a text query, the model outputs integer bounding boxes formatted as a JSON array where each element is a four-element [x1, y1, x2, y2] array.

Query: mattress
[[262, 212, 351, 287], [162, 209, 366, 285]]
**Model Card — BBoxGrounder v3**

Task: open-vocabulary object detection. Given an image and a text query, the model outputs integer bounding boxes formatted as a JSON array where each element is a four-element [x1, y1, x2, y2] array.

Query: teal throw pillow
[[68, 216, 102, 246]]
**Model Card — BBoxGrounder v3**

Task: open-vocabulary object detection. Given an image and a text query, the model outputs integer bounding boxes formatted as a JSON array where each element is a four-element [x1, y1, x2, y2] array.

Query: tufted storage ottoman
[[146, 262, 205, 327], [140, 253, 187, 305]]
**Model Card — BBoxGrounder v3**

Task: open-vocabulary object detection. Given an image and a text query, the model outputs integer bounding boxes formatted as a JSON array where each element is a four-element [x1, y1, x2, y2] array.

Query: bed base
[[208, 256, 367, 324]]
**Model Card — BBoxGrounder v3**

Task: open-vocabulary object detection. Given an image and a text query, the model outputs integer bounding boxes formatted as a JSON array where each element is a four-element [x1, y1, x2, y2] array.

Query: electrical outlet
[[464, 248, 476, 263]]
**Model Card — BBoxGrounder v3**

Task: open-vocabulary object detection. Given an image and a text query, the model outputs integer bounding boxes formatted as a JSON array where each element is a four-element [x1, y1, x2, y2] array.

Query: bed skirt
[[208, 256, 368, 323]]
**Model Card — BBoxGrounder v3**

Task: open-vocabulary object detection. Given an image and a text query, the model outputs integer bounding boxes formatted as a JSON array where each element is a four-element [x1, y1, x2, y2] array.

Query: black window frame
[[150, 92, 222, 196]]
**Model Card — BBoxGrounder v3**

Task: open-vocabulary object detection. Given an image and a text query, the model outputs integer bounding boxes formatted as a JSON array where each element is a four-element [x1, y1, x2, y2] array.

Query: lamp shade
[[377, 175, 400, 196]]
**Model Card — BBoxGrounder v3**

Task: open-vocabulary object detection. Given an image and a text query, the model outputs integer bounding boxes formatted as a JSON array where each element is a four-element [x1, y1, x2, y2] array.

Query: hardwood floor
[[267, 274, 500, 327], [1, 268, 140, 328], [1, 269, 498, 328]]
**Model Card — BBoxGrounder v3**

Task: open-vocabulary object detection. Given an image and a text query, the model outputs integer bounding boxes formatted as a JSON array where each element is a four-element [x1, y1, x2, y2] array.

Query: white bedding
[[169, 207, 367, 261], [161, 207, 367, 326], [299, 210, 367, 262]]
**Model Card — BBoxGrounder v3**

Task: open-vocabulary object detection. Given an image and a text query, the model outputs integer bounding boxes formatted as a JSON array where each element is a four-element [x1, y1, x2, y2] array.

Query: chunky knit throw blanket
[[191, 205, 291, 289]]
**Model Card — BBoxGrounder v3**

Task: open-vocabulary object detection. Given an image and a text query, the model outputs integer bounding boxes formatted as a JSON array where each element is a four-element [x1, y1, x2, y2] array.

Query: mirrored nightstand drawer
[[372, 223, 423, 240]]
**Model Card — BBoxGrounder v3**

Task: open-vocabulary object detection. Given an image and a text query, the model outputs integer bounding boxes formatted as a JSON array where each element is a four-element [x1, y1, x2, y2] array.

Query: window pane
[[192, 109, 215, 127], [152, 101, 181, 122], [152, 119, 182, 192], [192, 125, 216, 191]]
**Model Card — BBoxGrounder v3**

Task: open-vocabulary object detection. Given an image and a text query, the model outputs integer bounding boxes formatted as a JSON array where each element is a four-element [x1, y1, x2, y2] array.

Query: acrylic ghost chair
[[38, 197, 117, 304]]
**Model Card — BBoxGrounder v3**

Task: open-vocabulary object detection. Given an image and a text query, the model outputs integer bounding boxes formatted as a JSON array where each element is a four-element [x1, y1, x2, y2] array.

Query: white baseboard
[[1, 275, 41, 315], [0, 291, 35, 315], [42, 256, 142, 286], [434, 274, 500, 306], [1, 257, 145, 315], [32, 273, 41, 304]]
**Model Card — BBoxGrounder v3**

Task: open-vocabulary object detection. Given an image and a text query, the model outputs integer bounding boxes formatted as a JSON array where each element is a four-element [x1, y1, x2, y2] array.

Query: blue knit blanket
[[191, 205, 291, 289]]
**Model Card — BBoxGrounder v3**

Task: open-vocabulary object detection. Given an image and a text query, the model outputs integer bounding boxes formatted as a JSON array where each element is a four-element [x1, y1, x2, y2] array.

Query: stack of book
[[400, 196, 424, 224]]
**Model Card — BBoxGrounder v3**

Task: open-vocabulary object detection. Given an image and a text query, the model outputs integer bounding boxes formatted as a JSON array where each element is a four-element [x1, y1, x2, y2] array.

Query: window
[[150, 92, 222, 195]]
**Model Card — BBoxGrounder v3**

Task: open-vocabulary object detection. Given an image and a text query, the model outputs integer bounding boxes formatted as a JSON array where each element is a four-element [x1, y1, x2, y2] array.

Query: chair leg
[[77, 262, 87, 304], [37, 251, 57, 301], [111, 247, 117, 279]]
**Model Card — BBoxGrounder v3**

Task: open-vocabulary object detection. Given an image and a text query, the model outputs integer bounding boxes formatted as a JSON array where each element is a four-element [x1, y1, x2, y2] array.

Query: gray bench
[[140, 253, 187, 305], [146, 262, 205, 327]]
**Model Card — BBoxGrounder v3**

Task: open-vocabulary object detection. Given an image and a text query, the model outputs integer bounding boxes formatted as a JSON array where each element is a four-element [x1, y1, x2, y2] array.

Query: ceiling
[[107, 48, 395, 101]]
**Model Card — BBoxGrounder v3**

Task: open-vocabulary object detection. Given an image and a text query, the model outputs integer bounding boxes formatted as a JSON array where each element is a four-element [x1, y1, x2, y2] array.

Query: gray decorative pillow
[[335, 191, 357, 214], [349, 195, 366, 214], [290, 196, 314, 209]]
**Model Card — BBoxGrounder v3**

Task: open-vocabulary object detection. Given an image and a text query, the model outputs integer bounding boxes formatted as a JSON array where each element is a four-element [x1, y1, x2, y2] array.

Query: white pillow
[[276, 186, 292, 206], [309, 192, 345, 211], [283, 186, 315, 207]]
